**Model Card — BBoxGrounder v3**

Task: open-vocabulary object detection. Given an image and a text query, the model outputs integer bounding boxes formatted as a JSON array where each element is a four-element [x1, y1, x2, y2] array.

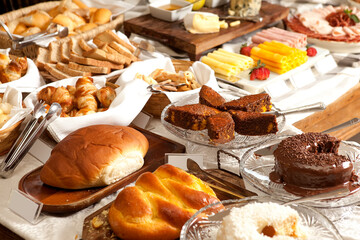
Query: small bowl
[[149, 0, 193, 22]]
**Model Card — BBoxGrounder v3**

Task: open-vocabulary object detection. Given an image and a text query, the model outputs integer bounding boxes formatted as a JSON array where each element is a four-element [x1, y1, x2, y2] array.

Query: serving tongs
[[262, 102, 326, 117], [0, 102, 62, 178]]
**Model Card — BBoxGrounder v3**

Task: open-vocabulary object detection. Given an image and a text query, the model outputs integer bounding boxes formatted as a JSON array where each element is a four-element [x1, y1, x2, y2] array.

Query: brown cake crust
[[229, 110, 278, 136], [165, 104, 221, 130], [222, 93, 272, 112], [273, 132, 353, 188], [207, 112, 235, 144], [199, 85, 226, 109]]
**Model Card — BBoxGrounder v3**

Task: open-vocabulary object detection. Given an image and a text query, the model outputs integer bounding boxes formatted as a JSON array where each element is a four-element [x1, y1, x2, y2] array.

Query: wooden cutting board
[[124, 2, 289, 60], [82, 169, 245, 240], [18, 126, 185, 214]]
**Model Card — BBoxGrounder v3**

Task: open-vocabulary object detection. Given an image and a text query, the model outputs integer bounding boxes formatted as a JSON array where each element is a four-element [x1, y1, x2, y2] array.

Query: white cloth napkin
[[117, 57, 220, 103], [23, 76, 151, 142], [0, 86, 31, 131]]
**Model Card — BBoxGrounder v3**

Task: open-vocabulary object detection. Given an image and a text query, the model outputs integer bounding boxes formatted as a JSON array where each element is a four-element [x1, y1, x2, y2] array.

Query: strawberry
[[249, 60, 270, 81], [306, 46, 317, 57], [240, 43, 252, 57]]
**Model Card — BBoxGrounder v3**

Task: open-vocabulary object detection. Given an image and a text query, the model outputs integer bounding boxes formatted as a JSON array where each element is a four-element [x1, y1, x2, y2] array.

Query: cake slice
[[165, 103, 221, 131], [222, 93, 272, 112], [207, 112, 235, 144], [229, 110, 278, 136], [199, 85, 226, 109]]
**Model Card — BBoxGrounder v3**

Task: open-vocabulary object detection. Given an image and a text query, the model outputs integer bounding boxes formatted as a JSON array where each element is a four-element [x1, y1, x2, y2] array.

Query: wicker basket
[[142, 59, 194, 118], [0, 119, 23, 155], [0, 1, 124, 59]]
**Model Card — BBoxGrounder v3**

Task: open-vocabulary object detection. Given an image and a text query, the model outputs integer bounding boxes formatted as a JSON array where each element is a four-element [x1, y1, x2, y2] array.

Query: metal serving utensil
[[12, 26, 69, 49], [0, 102, 62, 178], [187, 158, 257, 197], [219, 15, 263, 23], [283, 187, 350, 205], [262, 102, 326, 117], [322, 118, 360, 134]]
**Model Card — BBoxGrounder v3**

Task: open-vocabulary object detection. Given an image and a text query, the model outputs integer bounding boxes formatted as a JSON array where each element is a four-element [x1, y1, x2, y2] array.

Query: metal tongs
[[0, 102, 62, 178]]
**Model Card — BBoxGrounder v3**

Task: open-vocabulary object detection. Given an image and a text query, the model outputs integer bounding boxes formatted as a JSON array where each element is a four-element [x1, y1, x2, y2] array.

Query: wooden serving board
[[82, 169, 244, 240], [123, 1, 289, 60], [18, 126, 186, 214]]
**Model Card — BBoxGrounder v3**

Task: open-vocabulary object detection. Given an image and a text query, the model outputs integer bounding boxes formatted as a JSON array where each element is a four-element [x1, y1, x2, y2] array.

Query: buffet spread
[[0, 0, 360, 240]]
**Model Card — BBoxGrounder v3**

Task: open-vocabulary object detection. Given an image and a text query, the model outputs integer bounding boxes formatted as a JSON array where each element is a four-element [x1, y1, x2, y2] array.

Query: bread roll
[[13, 23, 27, 35], [90, 8, 112, 24], [75, 23, 97, 33], [108, 164, 222, 240], [21, 10, 51, 30], [40, 125, 149, 189], [52, 14, 76, 32]]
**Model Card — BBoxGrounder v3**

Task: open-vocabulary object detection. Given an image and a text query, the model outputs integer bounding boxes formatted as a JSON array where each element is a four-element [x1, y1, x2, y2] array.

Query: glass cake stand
[[160, 90, 286, 149], [240, 135, 360, 208], [180, 197, 343, 240]]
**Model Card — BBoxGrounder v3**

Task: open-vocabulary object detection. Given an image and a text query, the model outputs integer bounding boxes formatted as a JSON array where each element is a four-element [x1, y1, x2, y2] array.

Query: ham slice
[[343, 27, 356, 38], [332, 27, 346, 37], [251, 27, 307, 48]]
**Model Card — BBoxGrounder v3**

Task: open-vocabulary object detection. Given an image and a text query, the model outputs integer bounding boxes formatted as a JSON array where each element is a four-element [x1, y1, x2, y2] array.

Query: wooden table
[[294, 83, 360, 140]]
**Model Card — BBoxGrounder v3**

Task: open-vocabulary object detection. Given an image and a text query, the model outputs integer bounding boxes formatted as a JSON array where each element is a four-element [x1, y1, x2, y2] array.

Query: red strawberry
[[249, 60, 270, 81], [306, 46, 317, 57], [240, 43, 252, 57]]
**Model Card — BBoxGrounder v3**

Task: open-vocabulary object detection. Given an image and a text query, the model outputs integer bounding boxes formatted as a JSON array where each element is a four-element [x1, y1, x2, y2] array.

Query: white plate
[[348, 0, 360, 8], [216, 46, 330, 94], [180, 197, 343, 240], [307, 37, 360, 53], [161, 90, 286, 149], [240, 135, 360, 208]]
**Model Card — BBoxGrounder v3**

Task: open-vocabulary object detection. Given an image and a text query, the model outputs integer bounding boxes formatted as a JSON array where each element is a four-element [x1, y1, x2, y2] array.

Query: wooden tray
[[18, 126, 186, 214], [123, 2, 289, 60], [82, 169, 244, 240]]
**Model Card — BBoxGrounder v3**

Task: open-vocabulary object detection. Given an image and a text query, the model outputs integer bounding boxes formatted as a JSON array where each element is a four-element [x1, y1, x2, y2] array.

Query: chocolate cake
[[165, 103, 221, 131], [222, 93, 272, 112], [207, 112, 235, 144], [199, 85, 226, 109], [229, 110, 278, 136], [273, 132, 353, 188]]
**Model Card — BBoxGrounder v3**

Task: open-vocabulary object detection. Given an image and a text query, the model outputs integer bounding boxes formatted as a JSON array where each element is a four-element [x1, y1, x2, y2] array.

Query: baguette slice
[[60, 42, 70, 63], [68, 62, 111, 74], [44, 63, 71, 80], [78, 38, 93, 52], [49, 42, 62, 63], [82, 48, 127, 65], [56, 62, 91, 77], [93, 30, 135, 53], [109, 41, 137, 62], [36, 47, 50, 70], [70, 53, 124, 70]]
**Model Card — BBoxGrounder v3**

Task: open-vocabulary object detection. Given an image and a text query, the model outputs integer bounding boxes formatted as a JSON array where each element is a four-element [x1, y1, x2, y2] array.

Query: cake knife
[[187, 158, 257, 197], [262, 102, 326, 117]]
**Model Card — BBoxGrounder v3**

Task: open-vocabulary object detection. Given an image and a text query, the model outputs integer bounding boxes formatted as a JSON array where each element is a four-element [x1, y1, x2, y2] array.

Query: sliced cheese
[[184, 12, 220, 34]]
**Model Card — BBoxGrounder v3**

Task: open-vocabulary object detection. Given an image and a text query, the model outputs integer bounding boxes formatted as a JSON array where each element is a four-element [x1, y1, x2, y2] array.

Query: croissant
[[75, 108, 96, 117], [0, 53, 10, 70], [13, 57, 28, 75], [76, 94, 97, 111], [38, 86, 57, 104], [75, 76, 97, 97], [51, 86, 73, 113], [96, 86, 116, 108], [0, 61, 22, 83], [108, 164, 222, 240]]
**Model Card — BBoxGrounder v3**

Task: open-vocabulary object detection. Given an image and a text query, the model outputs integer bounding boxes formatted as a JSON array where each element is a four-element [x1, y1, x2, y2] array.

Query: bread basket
[[0, 119, 23, 155], [142, 59, 194, 118], [0, 1, 124, 59]]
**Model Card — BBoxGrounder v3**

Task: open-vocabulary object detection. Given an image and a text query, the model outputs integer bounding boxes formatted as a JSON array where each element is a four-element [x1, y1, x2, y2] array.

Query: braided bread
[[108, 164, 222, 240]]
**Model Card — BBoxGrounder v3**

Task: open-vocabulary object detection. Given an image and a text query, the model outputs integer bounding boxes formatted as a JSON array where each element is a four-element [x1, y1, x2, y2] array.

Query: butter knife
[[187, 158, 257, 197]]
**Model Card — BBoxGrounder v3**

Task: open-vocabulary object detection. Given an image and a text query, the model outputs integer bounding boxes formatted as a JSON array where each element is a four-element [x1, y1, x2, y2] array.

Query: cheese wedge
[[184, 12, 220, 34]]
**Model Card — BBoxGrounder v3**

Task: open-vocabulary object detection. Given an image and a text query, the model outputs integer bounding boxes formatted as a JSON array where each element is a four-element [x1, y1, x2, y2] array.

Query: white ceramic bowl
[[149, 0, 193, 22]]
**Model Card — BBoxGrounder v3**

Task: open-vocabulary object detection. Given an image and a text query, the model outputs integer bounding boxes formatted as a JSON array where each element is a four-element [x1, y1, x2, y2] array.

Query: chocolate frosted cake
[[207, 112, 235, 144], [229, 110, 278, 136], [199, 85, 226, 109], [222, 93, 272, 112], [165, 103, 221, 131], [273, 132, 353, 188]]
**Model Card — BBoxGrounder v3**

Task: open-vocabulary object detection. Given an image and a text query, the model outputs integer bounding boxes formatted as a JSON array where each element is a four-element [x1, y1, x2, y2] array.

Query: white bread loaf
[[40, 125, 149, 189]]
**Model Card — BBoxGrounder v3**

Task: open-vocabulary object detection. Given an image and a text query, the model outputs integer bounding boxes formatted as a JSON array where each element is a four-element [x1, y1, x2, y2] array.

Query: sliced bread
[[93, 30, 135, 53], [82, 48, 127, 65], [109, 41, 137, 62], [78, 38, 93, 52], [69, 38, 83, 55], [60, 41, 70, 63], [68, 62, 111, 74], [69, 53, 124, 70], [44, 63, 71, 80], [49, 42, 62, 63], [36, 47, 50, 70], [56, 62, 91, 77]]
